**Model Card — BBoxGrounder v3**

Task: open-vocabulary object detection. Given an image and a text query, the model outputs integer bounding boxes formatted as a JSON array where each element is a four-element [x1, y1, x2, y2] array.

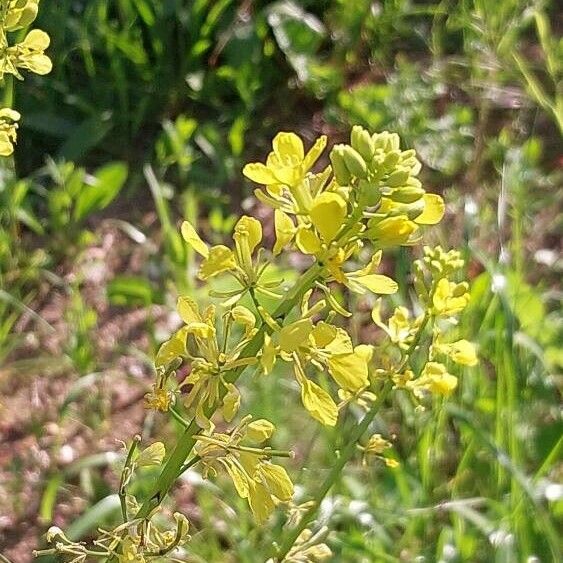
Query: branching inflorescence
[[35, 127, 476, 562]]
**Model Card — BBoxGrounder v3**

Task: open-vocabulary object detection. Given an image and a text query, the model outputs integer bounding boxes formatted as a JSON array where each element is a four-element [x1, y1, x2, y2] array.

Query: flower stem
[[274, 380, 393, 561]]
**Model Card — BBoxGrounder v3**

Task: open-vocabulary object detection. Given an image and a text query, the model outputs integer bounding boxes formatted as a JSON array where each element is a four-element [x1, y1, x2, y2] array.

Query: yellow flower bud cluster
[[373, 244, 477, 402], [0, 0, 52, 156], [242, 128, 445, 300]]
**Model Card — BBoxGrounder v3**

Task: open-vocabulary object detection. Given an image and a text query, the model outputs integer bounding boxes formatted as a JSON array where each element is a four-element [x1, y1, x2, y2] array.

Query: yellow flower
[[409, 362, 458, 397], [4, 0, 39, 31], [196, 419, 294, 524], [136, 442, 166, 467], [432, 278, 470, 316], [2, 29, 53, 79], [0, 108, 20, 156], [243, 131, 326, 188], [144, 386, 173, 412], [434, 339, 478, 366], [265, 310, 374, 426]]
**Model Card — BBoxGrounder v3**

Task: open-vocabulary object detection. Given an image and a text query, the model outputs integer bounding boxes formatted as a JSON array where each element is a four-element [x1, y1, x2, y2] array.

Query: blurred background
[[0, 1, 561, 561]]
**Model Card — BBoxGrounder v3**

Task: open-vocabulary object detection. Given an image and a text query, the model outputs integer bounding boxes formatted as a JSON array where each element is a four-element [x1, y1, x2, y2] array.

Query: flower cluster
[[0, 0, 52, 155], [195, 415, 294, 524], [40, 128, 475, 562], [373, 245, 476, 400]]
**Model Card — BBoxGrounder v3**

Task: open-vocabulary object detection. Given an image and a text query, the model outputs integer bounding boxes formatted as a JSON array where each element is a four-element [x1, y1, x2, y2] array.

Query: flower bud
[[247, 419, 275, 442], [358, 180, 381, 207], [341, 145, 367, 179], [386, 168, 410, 187], [351, 125, 374, 162], [389, 186, 425, 203], [382, 149, 400, 170], [330, 145, 352, 185], [137, 442, 166, 467]]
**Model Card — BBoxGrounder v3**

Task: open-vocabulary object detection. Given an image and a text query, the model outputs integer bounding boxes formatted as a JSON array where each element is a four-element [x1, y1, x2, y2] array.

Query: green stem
[[118, 435, 141, 522], [274, 381, 393, 561], [134, 263, 323, 522]]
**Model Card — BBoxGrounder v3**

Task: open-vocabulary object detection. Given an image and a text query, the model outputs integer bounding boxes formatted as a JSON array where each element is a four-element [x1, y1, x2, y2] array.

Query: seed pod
[[351, 125, 374, 162], [342, 145, 368, 179], [330, 145, 352, 185]]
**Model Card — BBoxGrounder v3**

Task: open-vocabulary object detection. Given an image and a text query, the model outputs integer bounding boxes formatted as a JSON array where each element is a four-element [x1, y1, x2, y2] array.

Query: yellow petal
[[295, 227, 322, 255], [279, 318, 313, 353], [248, 480, 275, 524], [328, 350, 369, 391], [323, 326, 353, 355], [352, 273, 398, 295], [273, 132, 304, 161], [199, 245, 236, 279], [26, 53, 52, 75], [222, 384, 241, 422], [300, 377, 338, 426], [181, 220, 209, 258], [273, 209, 295, 255], [177, 296, 201, 324], [247, 419, 275, 443], [0, 132, 15, 156], [415, 194, 445, 225], [243, 162, 278, 185], [260, 334, 277, 375], [272, 164, 303, 186], [311, 322, 337, 348], [302, 135, 327, 171], [260, 463, 294, 501], [221, 458, 249, 499], [155, 326, 188, 368], [235, 215, 262, 254], [23, 29, 50, 50], [310, 192, 347, 242], [186, 321, 215, 339], [136, 442, 166, 467]]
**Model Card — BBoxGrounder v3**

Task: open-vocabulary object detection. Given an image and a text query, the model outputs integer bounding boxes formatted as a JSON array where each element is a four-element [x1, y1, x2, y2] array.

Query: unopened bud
[[330, 145, 352, 185], [351, 126, 374, 162], [386, 168, 410, 187], [389, 186, 425, 203], [341, 145, 367, 179]]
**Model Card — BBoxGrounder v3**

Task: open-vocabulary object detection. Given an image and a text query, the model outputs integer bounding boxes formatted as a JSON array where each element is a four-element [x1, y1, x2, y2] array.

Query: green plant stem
[[275, 381, 393, 561], [132, 263, 323, 524], [118, 435, 141, 522]]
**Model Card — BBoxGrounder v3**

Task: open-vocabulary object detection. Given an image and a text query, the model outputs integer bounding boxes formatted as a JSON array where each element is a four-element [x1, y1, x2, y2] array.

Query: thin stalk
[[118, 435, 141, 522], [274, 381, 393, 561]]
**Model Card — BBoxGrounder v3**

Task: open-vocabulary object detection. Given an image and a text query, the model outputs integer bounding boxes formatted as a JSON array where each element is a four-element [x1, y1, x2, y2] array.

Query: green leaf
[[107, 275, 155, 307], [74, 162, 128, 222]]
